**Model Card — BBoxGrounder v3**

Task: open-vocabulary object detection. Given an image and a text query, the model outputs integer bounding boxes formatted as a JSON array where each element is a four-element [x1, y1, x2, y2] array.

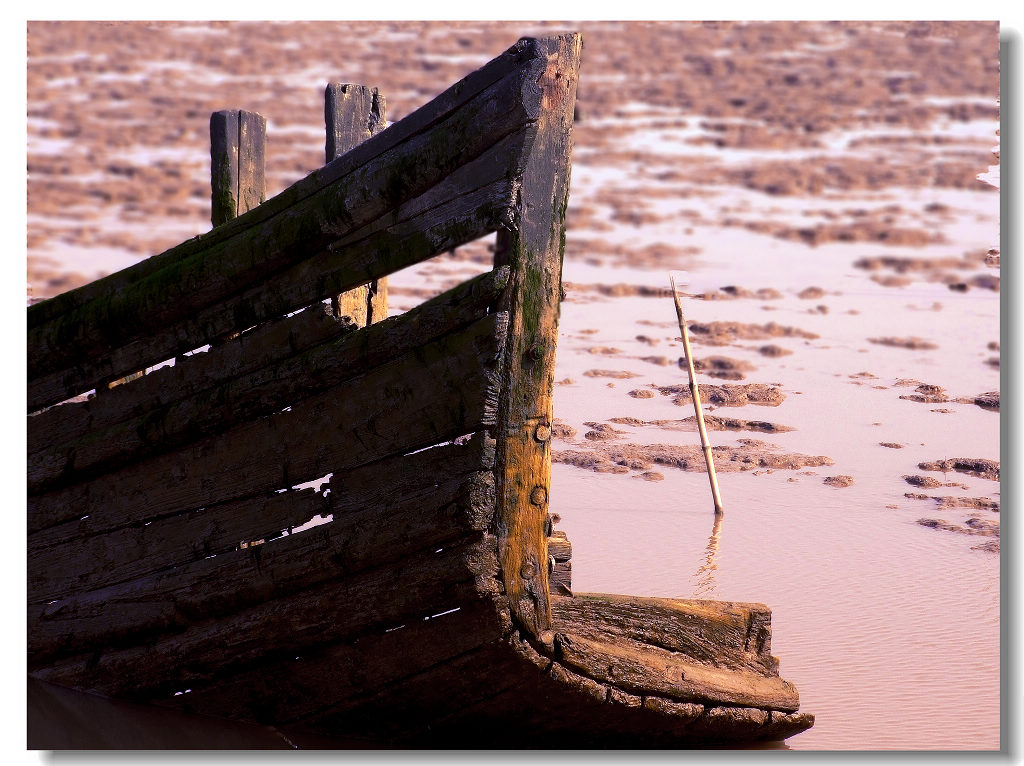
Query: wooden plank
[[28, 312, 508, 536], [31, 535, 502, 699], [30, 434, 496, 604], [554, 632, 800, 712], [326, 83, 388, 327], [27, 35, 541, 332], [550, 592, 780, 675], [28, 268, 508, 495], [27, 124, 525, 413], [157, 593, 510, 728], [28, 303, 353, 460], [27, 45, 551, 409], [493, 33, 581, 638], [29, 469, 497, 661]]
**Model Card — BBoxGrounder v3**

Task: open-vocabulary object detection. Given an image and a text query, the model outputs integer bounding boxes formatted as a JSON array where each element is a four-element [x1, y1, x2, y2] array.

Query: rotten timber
[[27, 33, 813, 748]]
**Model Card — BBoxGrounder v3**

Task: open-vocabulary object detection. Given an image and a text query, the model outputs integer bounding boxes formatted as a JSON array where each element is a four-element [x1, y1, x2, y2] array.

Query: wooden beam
[[493, 33, 581, 639], [29, 313, 507, 536], [326, 84, 388, 326], [27, 40, 550, 410]]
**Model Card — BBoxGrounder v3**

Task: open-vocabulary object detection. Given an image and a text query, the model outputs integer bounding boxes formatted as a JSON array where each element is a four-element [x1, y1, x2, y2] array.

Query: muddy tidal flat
[[26, 21, 999, 750]]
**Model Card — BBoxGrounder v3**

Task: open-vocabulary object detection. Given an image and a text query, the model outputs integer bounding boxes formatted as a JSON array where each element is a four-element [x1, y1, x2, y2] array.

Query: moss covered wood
[[492, 33, 581, 640], [210, 110, 266, 227], [27, 43, 550, 411], [326, 83, 388, 326]]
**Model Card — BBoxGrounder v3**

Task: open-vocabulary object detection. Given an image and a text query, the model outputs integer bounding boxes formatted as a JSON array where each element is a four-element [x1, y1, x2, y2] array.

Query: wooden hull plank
[[29, 312, 507, 536]]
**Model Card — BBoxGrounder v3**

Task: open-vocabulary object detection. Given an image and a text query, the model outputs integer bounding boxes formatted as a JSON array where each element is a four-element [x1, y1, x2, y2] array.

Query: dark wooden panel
[[28, 303, 352, 459], [31, 535, 502, 700], [29, 312, 507, 536], [29, 268, 507, 495]]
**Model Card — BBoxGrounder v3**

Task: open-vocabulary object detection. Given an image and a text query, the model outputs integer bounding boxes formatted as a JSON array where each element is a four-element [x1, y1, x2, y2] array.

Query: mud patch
[[869, 336, 939, 350], [554, 439, 833, 475], [583, 369, 642, 379], [656, 382, 785, 407], [824, 475, 854, 488], [687, 321, 818, 346], [918, 457, 999, 481]]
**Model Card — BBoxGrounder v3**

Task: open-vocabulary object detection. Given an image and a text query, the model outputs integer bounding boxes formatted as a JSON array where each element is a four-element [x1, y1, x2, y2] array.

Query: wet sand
[[26, 20, 999, 751]]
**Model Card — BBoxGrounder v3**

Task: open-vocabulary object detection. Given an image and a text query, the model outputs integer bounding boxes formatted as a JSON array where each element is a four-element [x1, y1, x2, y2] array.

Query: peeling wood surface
[[551, 592, 780, 675]]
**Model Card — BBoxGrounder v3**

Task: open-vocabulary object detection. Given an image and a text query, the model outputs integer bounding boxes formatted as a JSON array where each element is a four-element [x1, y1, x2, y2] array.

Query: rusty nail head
[[520, 560, 537, 580], [530, 486, 547, 506], [535, 424, 551, 442], [527, 344, 544, 362]]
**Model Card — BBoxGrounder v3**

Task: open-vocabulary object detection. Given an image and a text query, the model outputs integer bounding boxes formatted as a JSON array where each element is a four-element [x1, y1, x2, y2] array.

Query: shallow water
[[25, 21, 1000, 751]]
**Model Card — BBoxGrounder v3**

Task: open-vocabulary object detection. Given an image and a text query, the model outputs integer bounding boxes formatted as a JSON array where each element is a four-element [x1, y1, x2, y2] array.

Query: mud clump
[[554, 440, 833, 476], [608, 415, 794, 434], [797, 286, 826, 299], [869, 336, 939, 350], [690, 355, 756, 380], [687, 321, 818, 346], [904, 475, 942, 489], [697, 285, 784, 301], [824, 475, 854, 488], [958, 391, 999, 411], [899, 383, 949, 404], [658, 382, 785, 407], [918, 457, 999, 481], [917, 516, 1000, 538], [583, 422, 627, 442], [583, 369, 642, 379], [758, 344, 793, 357], [879, 442, 904, 449], [550, 419, 578, 441], [628, 388, 656, 399]]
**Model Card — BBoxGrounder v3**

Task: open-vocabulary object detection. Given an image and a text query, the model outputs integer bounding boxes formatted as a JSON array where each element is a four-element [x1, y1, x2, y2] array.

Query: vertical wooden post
[[210, 110, 266, 227], [208, 109, 266, 347], [325, 84, 388, 326], [494, 34, 581, 642]]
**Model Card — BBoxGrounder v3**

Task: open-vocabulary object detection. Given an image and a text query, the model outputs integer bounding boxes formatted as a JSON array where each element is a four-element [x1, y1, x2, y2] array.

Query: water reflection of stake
[[670, 273, 725, 515], [694, 511, 723, 597]]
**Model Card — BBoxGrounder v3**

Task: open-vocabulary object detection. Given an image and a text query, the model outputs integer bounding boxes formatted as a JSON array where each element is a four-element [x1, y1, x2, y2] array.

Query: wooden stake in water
[[670, 274, 725, 515]]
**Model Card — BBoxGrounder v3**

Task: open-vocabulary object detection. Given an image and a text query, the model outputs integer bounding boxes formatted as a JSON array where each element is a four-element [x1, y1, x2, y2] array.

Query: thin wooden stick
[[670, 274, 724, 515]]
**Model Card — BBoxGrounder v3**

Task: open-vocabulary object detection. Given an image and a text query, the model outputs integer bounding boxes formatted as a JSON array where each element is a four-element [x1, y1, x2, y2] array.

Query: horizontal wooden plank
[[31, 534, 502, 700], [27, 35, 540, 331], [156, 593, 511, 728], [28, 303, 352, 459], [554, 632, 800, 712], [551, 592, 780, 675], [30, 466, 497, 661], [29, 312, 508, 536], [27, 47, 549, 409], [29, 267, 508, 495], [30, 433, 496, 605]]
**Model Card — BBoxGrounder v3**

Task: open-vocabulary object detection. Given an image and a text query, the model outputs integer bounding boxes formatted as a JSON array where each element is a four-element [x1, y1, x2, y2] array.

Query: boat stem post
[[670, 274, 724, 515]]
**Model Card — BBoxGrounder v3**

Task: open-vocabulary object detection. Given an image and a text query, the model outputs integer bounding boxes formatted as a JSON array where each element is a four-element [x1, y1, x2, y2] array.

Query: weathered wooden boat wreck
[[27, 34, 814, 747]]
